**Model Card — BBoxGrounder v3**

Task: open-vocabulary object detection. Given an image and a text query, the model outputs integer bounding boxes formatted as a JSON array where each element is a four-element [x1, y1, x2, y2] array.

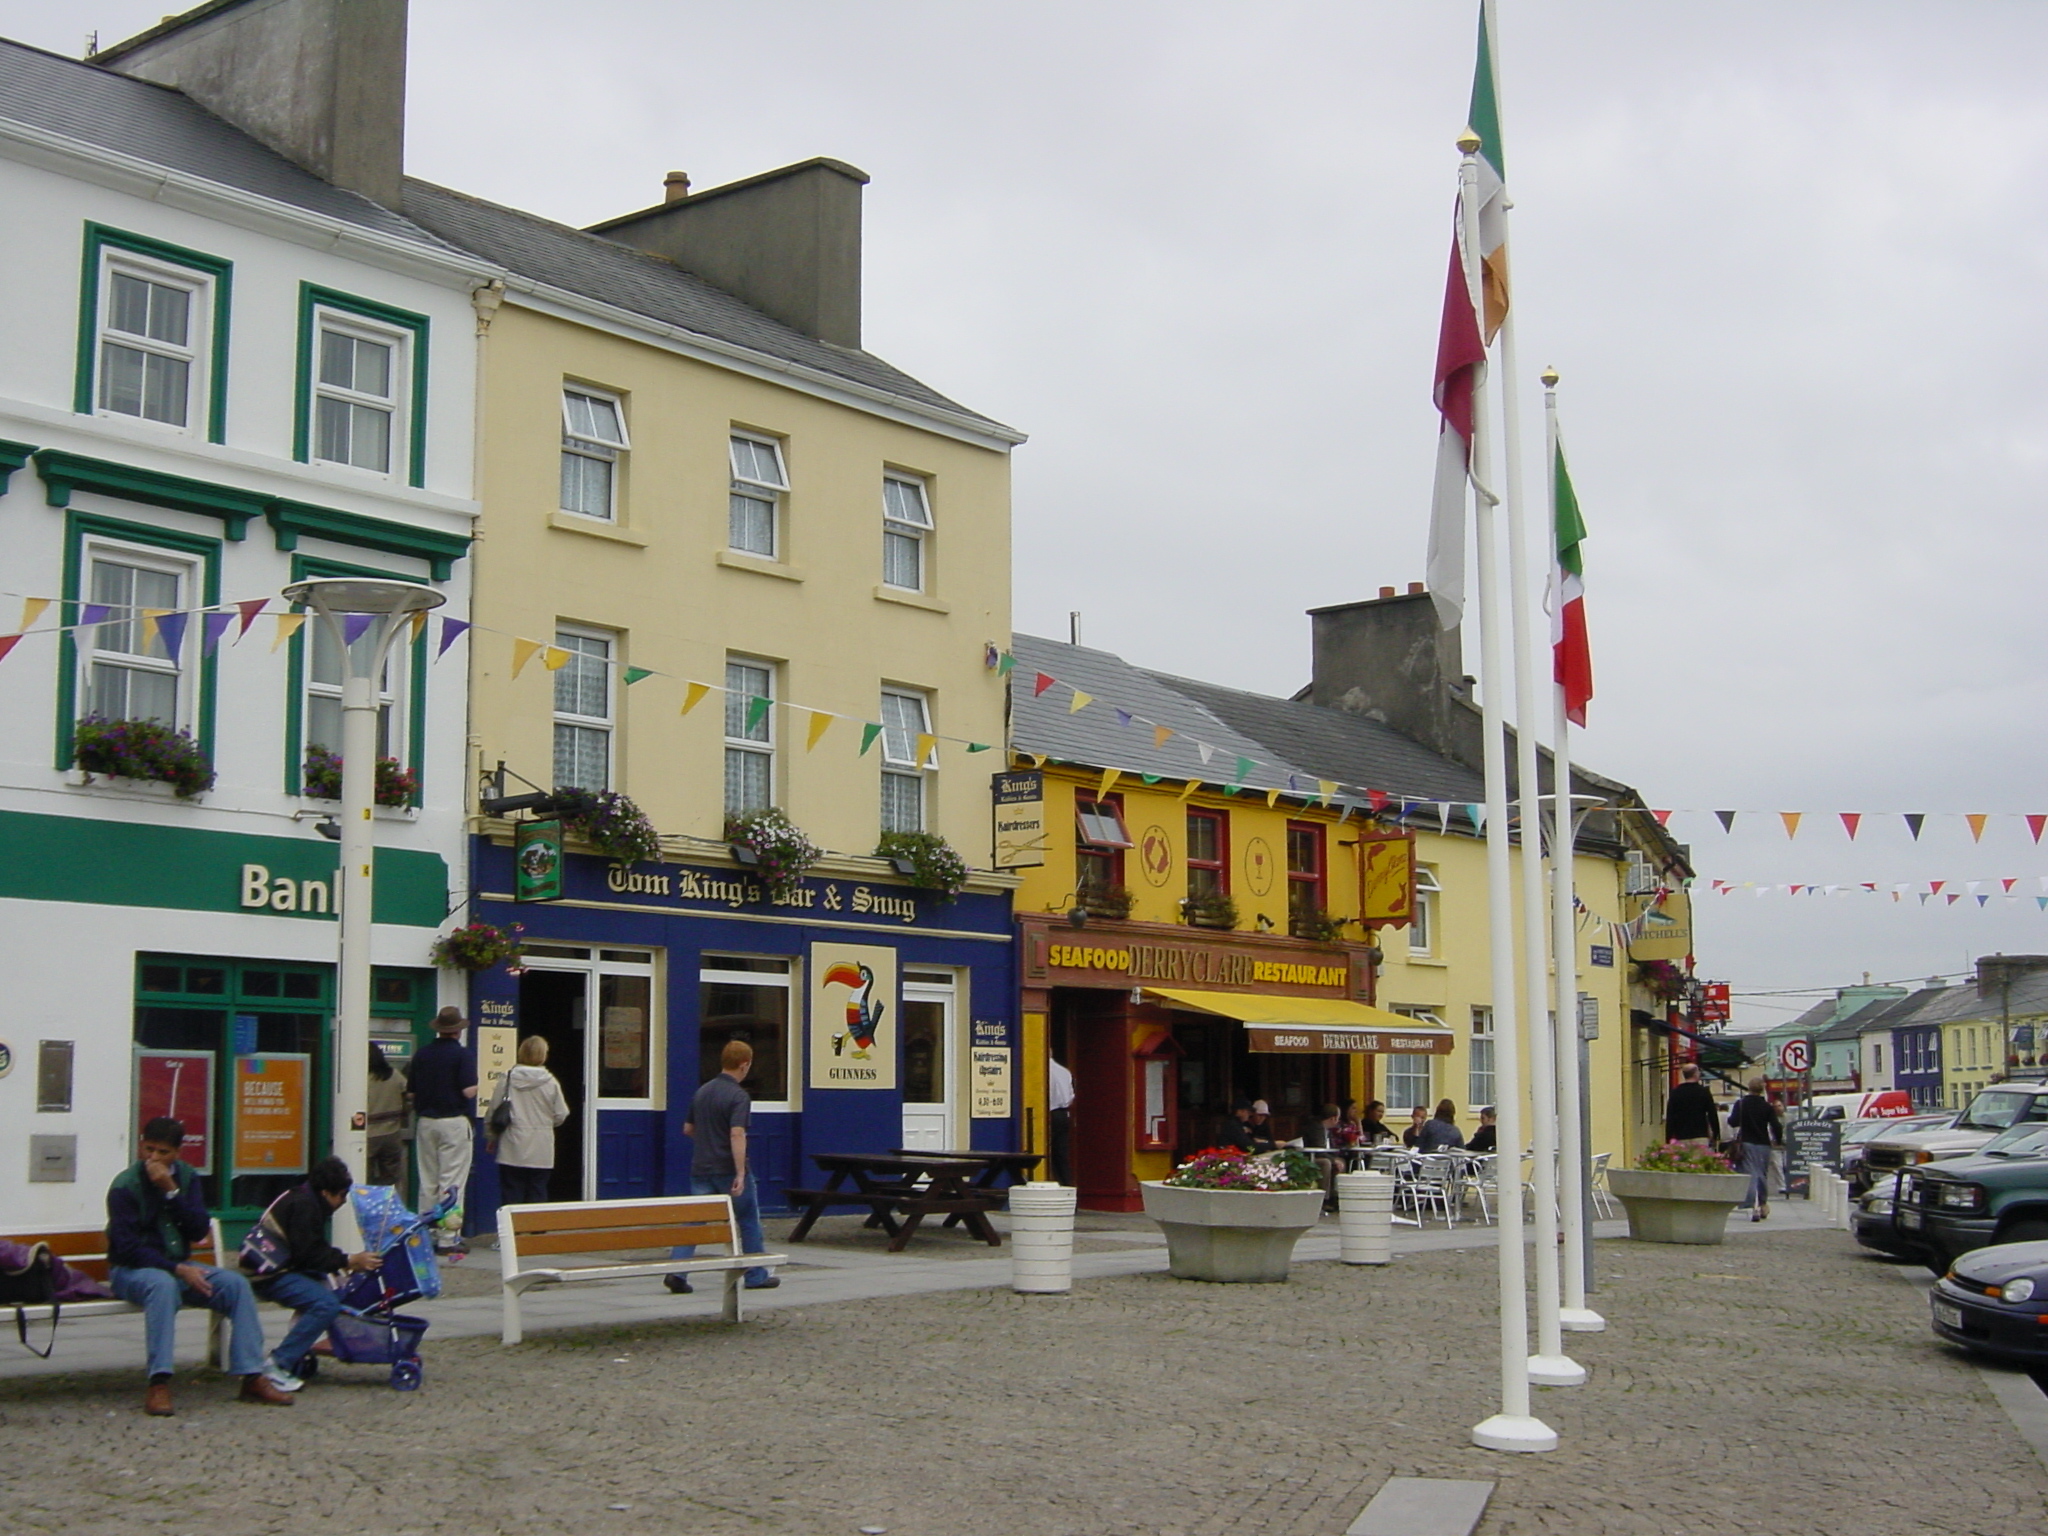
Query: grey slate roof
[[400, 179, 1015, 435], [1149, 670, 1487, 805], [0, 39, 448, 248]]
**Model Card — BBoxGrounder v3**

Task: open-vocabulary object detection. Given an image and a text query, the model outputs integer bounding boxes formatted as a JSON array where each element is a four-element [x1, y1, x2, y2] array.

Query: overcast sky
[[13, 1, 2047, 1028]]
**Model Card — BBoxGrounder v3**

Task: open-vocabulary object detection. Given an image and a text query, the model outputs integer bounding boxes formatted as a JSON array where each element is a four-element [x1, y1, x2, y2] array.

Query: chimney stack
[[1306, 586, 1479, 769], [588, 158, 869, 348], [663, 171, 691, 204], [94, 0, 409, 209]]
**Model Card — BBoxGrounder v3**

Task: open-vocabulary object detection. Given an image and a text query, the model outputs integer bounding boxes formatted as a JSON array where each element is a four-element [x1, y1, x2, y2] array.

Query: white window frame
[[881, 472, 933, 591], [552, 627, 615, 792], [1468, 1005, 1496, 1111], [728, 433, 789, 558], [311, 309, 405, 476], [560, 385, 630, 521], [96, 253, 209, 432], [724, 657, 776, 818], [80, 540, 195, 729], [1408, 865, 1442, 956], [1384, 1006, 1443, 1114], [699, 954, 797, 1111], [880, 687, 935, 833], [1075, 798, 1133, 849]]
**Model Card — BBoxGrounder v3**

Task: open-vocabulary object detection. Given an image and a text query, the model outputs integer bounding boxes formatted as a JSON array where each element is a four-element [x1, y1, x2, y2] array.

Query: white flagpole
[[1484, 5, 1580, 1391], [1460, 127, 1556, 1457], [1546, 370, 1606, 1334]]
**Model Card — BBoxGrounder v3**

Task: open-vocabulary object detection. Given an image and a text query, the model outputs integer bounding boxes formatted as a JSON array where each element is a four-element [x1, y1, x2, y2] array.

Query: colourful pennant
[[2030, 815, 2048, 844], [408, 609, 429, 642], [1033, 673, 1055, 697], [1068, 690, 1093, 714], [618, 666, 651, 686], [1232, 756, 1253, 785], [997, 652, 1016, 676], [1840, 813, 1861, 840], [138, 609, 166, 651], [914, 733, 938, 765], [436, 618, 470, 659], [511, 637, 544, 677], [1966, 813, 1989, 843], [1197, 744, 1215, 765], [18, 597, 50, 631], [1780, 812, 1802, 839], [1114, 708, 1133, 728], [1266, 788, 1283, 808], [154, 612, 188, 658], [1318, 780, 1336, 806], [1651, 809, 1672, 827], [1368, 789, 1391, 814], [78, 603, 111, 628], [540, 646, 572, 671], [1715, 810, 1737, 832], [743, 695, 771, 731], [1468, 803, 1486, 833], [1904, 813, 1924, 840], [805, 711, 833, 751], [1153, 725, 1174, 751], [271, 613, 307, 652], [0, 634, 22, 664], [860, 722, 883, 756], [1140, 773, 1160, 784], [342, 613, 376, 646], [201, 612, 234, 656], [966, 742, 991, 753], [234, 598, 268, 636], [681, 682, 711, 715], [1098, 768, 1121, 797], [1178, 779, 1201, 801]]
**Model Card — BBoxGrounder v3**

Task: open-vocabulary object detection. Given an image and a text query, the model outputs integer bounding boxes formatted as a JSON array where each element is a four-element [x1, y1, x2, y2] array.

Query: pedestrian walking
[[1730, 1076, 1782, 1220], [408, 1007, 478, 1251], [1664, 1063, 1721, 1149], [105, 1118, 292, 1415], [488, 1036, 570, 1206], [664, 1040, 780, 1294], [365, 1042, 409, 1189]]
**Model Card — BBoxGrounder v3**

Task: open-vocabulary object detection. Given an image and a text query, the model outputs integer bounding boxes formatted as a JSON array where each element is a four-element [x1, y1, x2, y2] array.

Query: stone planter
[[1139, 1182, 1326, 1282], [1607, 1168, 1750, 1245]]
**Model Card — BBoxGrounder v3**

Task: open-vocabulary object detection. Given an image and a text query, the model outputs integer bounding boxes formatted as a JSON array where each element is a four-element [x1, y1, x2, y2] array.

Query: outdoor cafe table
[[785, 1151, 1030, 1252]]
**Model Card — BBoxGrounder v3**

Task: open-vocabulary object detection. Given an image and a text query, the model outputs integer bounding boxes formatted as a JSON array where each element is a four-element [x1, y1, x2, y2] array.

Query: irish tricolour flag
[[1549, 438, 1593, 726]]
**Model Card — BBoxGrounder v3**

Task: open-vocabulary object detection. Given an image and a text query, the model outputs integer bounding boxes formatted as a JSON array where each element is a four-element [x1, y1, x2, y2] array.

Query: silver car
[[1859, 1085, 2048, 1193]]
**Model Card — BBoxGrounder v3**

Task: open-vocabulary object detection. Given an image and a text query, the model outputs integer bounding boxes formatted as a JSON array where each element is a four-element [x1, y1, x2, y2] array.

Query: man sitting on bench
[[665, 1040, 779, 1295], [106, 1117, 293, 1416]]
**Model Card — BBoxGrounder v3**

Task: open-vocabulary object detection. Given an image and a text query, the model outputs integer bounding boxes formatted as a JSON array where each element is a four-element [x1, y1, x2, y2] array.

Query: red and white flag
[[1425, 235, 1487, 633]]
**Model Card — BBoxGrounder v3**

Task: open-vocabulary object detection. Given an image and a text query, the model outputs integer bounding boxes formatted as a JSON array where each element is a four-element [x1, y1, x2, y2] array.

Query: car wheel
[[1996, 1219, 2048, 1246]]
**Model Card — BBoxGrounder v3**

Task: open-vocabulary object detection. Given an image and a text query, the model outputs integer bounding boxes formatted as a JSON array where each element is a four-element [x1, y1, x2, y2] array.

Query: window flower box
[[71, 715, 213, 799]]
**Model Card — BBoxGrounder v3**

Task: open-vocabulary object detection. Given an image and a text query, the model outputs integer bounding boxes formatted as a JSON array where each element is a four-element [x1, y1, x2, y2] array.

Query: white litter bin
[[1010, 1181, 1078, 1293], [1336, 1170, 1393, 1266]]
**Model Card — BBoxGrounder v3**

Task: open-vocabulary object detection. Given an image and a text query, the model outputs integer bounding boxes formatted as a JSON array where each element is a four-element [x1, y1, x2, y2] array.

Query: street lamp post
[[281, 578, 444, 1237]]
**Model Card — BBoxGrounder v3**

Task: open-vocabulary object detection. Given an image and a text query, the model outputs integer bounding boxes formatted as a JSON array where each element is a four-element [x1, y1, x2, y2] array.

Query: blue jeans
[[263, 1271, 344, 1374], [670, 1171, 772, 1285], [109, 1263, 268, 1379], [1735, 1142, 1772, 1209]]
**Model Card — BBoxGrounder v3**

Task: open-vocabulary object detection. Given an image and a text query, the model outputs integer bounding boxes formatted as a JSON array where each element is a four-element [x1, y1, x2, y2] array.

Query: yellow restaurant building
[[398, 160, 1028, 1216], [1007, 589, 1688, 1210]]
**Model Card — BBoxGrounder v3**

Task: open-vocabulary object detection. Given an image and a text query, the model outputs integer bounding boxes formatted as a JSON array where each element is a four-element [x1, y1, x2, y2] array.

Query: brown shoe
[[144, 1382, 173, 1417], [239, 1373, 295, 1407]]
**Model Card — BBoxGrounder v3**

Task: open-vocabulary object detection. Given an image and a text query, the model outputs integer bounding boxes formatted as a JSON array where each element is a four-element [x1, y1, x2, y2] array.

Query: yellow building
[[400, 161, 1027, 1208], [1008, 600, 1654, 1209]]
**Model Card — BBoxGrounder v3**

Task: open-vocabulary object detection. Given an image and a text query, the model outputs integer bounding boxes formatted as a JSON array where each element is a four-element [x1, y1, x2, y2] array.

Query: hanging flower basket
[[875, 831, 968, 900], [301, 746, 417, 807], [552, 787, 662, 866], [72, 715, 214, 798], [726, 808, 822, 902], [431, 922, 524, 973], [1181, 891, 1237, 930]]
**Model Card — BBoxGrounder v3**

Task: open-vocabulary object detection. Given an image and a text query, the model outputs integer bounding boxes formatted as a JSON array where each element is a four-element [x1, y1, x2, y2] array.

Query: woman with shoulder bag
[[1730, 1076, 1781, 1221], [489, 1036, 570, 1206]]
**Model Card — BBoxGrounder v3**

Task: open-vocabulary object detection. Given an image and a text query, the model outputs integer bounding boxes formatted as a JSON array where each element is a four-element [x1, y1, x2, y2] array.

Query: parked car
[[1856, 1083, 2048, 1193], [1841, 1113, 1949, 1185], [1851, 1174, 1920, 1259], [1929, 1239, 2048, 1366], [1896, 1123, 2048, 1269], [1807, 1090, 1916, 1123]]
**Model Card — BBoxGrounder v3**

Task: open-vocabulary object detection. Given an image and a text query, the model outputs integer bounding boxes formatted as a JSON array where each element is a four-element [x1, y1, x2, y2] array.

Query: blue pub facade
[[465, 837, 1017, 1221]]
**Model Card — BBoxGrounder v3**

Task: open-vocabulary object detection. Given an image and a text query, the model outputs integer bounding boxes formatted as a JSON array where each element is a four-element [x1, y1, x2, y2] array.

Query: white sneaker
[[263, 1359, 305, 1393]]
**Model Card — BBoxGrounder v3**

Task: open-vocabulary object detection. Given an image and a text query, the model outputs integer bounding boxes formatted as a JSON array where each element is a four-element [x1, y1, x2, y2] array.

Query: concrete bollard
[[1010, 1181, 1077, 1294], [1337, 1170, 1394, 1266]]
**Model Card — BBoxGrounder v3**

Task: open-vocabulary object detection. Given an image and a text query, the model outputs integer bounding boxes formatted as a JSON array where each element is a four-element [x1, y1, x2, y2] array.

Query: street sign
[[1778, 1037, 1812, 1075]]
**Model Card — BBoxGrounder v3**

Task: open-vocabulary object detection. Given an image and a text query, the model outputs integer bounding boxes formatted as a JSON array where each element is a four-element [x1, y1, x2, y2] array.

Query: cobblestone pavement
[[3, 1228, 2044, 1536]]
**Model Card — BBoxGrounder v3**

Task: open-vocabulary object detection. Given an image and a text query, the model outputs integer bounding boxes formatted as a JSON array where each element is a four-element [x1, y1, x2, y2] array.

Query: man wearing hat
[[407, 1007, 478, 1251]]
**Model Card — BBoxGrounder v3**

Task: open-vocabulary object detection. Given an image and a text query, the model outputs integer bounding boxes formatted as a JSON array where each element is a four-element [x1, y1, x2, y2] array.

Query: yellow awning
[[1142, 989, 1456, 1055]]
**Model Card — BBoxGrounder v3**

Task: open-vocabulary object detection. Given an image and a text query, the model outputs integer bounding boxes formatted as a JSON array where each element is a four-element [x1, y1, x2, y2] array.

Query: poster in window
[[992, 770, 1046, 869], [808, 942, 898, 1090], [1359, 831, 1417, 928], [601, 1005, 645, 1070], [135, 1050, 216, 1172], [514, 818, 564, 902], [477, 1026, 517, 1110], [970, 1047, 1011, 1117], [230, 1053, 309, 1177]]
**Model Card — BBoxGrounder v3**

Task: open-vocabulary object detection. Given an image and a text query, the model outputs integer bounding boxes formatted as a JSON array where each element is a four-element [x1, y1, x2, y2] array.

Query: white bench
[[3, 1221, 228, 1365], [496, 1194, 787, 1346]]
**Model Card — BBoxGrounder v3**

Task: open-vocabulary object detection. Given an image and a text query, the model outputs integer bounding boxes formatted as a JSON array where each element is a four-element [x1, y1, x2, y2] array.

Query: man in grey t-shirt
[[665, 1038, 778, 1293]]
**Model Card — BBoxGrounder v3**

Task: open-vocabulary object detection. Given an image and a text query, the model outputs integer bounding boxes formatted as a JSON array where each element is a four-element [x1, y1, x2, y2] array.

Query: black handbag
[[0, 1242, 59, 1357]]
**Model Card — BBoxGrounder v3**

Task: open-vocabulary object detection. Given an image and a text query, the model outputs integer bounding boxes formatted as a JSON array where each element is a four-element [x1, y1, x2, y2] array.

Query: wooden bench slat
[[507, 1199, 729, 1236], [511, 1222, 734, 1256]]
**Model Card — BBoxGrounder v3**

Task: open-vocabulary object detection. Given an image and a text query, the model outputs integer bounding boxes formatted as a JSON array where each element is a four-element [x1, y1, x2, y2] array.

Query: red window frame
[[1075, 793, 1129, 894], [1286, 821, 1326, 936], [1186, 808, 1228, 900]]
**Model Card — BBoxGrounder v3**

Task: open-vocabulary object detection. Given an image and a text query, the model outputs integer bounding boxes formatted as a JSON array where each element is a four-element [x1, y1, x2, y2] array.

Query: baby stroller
[[303, 1187, 453, 1391]]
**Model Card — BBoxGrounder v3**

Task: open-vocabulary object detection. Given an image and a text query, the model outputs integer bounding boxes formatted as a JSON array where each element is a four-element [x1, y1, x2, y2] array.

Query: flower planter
[[1607, 1168, 1750, 1245], [1139, 1182, 1326, 1282]]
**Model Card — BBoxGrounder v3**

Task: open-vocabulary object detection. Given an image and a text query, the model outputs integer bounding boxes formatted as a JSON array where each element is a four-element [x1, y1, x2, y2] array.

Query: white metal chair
[[1589, 1151, 1618, 1219], [1461, 1153, 1497, 1224], [1406, 1153, 1461, 1225]]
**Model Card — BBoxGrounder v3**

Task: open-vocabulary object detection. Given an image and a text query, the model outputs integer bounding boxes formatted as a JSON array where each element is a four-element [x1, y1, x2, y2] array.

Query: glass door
[[901, 970, 958, 1151]]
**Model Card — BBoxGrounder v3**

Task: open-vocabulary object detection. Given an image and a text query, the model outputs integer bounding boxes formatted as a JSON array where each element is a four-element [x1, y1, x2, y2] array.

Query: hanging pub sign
[[992, 771, 1047, 870], [514, 818, 564, 902], [1698, 982, 1731, 1023], [1359, 830, 1417, 929], [1625, 889, 1692, 961]]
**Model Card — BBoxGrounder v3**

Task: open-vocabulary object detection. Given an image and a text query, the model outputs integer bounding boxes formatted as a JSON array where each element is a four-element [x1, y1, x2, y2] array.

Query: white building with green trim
[[0, 28, 493, 1234]]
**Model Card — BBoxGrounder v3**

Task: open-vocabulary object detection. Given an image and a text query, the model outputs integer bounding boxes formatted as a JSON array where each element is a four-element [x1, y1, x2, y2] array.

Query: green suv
[[1897, 1123, 2048, 1271]]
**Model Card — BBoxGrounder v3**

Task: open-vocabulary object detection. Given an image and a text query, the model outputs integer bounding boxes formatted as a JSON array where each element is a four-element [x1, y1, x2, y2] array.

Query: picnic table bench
[[785, 1151, 1038, 1252], [2, 1222, 228, 1363], [496, 1194, 786, 1345]]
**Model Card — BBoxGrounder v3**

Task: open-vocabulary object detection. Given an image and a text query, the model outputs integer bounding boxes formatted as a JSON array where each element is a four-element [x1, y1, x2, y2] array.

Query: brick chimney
[[587, 159, 869, 348], [94, 0, 409, 210]]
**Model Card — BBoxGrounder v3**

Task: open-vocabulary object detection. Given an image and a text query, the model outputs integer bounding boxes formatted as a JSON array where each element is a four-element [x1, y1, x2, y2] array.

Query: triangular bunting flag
[[78, 603, 112, 628], [1966, 813, 1989, 842], [1025, 754, 1046, 769], [859, 722, 883, 756], [1140, 773, 1160, 785], [1788, 885, 1803, 897], [1651, 809, 1672, 827], [1113, 708, 1132, 728], [154, 612, 188, 659], [1947, 893, 1963, 905], [137, 609, 165, 651], [2039, 897, 2048, 911], [436, 618, 469, 658], [19, 597, 50, 631], [201, 612, 234, 656], [1153, 725, 1174, 751], [0, 634, 22, 664], [1779, 811, 1802, 838], [2029, 814, 2048, 844], [1978, 893, 1992, 906], [1929, 881, 1946, 895], [996, 652, 1016, 676], [1317, 780, 1336, 805], [1715, 810, 1737, 833], [805, 711, 834, 751], [1439, 803, 1452, 835], [341, 612, 376, 647], [1468, 804, 1485, 833], [540, 646, 572, 671], [966, 742, 991, 753], [2003, 878, 2019, 894], [745, 695, 771, 730], [1368, 789, 1390, 814], [681, 682, 711, 715], [623, 666, 654, 685], [271, 613, 307, 652], [408, 609, 429, 643], [1840, 812, 1861, 840], [1099, 768, 1121, 797], [1197, 743, 1215, 765], [913, 733, 938, 765], [1068, 690, 1093, 714], [1231, 756, 1253, 785], [1904, 813, 1925, 840], [511, 637, 544, 677], [1266, 788, 1282, 808], [1967, 881, 1982, 895], [235, 598, 268, 636], [1178, 778, 1201, 801], [1033, 673, 1056, 697]]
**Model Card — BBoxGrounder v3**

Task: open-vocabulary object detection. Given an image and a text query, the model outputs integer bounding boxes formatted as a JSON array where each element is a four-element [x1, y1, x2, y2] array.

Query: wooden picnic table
[[784, 1151, 1031, 1252], [888, 1148, 1044, 1189]]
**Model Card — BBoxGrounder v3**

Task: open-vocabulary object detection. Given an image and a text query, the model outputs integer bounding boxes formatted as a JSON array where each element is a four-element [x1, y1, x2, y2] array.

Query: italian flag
[[1550, 438, 1593, 726]]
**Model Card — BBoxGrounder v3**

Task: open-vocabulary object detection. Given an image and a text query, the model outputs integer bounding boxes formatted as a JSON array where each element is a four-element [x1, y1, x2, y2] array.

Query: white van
[[1806, 1090, 1914, 1123]]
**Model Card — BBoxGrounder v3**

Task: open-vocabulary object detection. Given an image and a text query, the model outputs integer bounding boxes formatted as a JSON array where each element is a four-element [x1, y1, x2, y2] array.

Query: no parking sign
[[1778, 1037, 1812, 1075]]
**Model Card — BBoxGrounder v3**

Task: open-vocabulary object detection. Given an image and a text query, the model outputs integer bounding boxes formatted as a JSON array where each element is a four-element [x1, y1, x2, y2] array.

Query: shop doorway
[[901, 970, 958, 1151], [513, 945, 658, 1202], [515, 966, 587, 1201]]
